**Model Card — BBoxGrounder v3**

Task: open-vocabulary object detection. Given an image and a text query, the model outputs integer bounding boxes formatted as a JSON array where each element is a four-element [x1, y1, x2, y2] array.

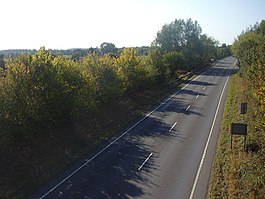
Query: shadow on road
[[155, 93, 205, 117], [193, 66, 237, 77], [180, 88, 208, 96]]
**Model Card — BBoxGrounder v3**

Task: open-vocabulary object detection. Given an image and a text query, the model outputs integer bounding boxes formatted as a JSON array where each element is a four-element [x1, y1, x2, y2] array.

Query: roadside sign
[[231, 123, 247, 149], [231, 123, 247, 135]]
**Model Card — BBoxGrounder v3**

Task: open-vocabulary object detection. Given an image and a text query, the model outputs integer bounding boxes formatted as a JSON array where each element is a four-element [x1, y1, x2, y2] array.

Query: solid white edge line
[[188, 76, 230, 199], [39, 66, 214, 199], [169, 122, 178, 132], [138, 153, 153, 170]]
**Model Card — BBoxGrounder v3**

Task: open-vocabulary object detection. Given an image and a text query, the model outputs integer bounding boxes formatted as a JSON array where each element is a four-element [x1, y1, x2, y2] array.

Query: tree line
[[0, 44, 150, 61], [0, 18, 231, 141]]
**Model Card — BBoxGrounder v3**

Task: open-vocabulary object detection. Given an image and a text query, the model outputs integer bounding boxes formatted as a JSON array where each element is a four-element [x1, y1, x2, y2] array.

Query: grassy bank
[[208, 74, 265, 198]]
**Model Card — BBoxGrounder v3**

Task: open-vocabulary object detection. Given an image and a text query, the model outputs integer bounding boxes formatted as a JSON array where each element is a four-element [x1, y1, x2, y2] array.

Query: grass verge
[[208, 74, 265, 198]]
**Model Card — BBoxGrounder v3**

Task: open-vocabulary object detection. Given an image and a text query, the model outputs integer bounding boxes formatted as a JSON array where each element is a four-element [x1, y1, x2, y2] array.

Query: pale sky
[[1, 0, 264, 50]]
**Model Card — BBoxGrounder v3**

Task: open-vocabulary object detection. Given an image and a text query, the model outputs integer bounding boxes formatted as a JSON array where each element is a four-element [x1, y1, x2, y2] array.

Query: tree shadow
[[33, 116, 180, 198], [203, 66, 238, 77], [156, 95, 205, 117], [180, 88, 208, 96], [193, 65, 238, 77]]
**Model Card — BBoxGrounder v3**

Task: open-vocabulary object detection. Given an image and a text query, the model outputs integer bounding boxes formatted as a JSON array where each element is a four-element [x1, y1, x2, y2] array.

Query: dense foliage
[[232, 20, 265, 135], [153, 18, 231, 69], [0, 47, 156, 138]]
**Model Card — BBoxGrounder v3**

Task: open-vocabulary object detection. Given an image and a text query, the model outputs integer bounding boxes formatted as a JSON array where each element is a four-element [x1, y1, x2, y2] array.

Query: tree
[[0, 47, 94, 136], [100, 42, 118, 55], [162, 51, 185, 77], [70, 48, 88, 61], [148, 47, 170, 83], [232, 32, 265, 67], [257, 20, 265, 35], [136, 46, 150, 55], [216, 43, 231, 59], [82, 53, 121, 103], [200, 34, 218, 61], [154, 19, 201, 51], [153, 18, 204, 68], [0, 54, 5, 69], [115, 48, 153, 93]]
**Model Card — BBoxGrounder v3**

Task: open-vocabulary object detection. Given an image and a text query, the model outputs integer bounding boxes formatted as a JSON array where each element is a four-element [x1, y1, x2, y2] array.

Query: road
[[32, 57, 237, 199]]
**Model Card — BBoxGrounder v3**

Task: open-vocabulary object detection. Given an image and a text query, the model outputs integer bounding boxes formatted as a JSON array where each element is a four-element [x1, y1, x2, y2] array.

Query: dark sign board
[[241, 103, 247, 114], [231, 123, 247, 135]]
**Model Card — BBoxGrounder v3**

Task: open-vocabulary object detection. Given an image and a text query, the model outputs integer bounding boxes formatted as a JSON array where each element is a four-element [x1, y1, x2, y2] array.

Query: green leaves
[[155, 19, 202, 53], [153, 18, 220, 70], [100, 42, 118, 55], [82, 53, 120, 103], [115, 48, 144, 93], [0, 47, 159, 138], [232, 32, 265, 67], [1, 48, 87, 136], [162, 51, 184, 77]]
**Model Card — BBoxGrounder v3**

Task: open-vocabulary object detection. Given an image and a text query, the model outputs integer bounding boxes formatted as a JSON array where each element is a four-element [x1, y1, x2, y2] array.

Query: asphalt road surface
[[32, 57, 237, 199]]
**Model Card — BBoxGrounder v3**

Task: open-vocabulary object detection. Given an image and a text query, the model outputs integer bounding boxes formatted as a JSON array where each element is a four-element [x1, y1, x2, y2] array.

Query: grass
[[208, 74, 265, 199]]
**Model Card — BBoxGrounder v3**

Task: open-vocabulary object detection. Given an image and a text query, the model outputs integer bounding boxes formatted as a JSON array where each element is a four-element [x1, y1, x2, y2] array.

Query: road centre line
[[39, 66, 215, 198], [189, 76, 230, 199], [138, 153, 153, 171], [196, 95, 199, 99], [169, 122, 178, 132], [202, 87, 206, 90], [186, 105, 191, 111]]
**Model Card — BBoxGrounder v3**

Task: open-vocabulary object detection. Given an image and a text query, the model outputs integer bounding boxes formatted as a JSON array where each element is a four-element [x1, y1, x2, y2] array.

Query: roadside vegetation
[[0, 18, 231, 198], [208, 20, 265, 199]]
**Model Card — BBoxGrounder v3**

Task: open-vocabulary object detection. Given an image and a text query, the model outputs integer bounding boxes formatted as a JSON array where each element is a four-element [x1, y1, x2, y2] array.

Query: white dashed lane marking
[[138, 153, 153, 171], [169, 122, 178, 132]]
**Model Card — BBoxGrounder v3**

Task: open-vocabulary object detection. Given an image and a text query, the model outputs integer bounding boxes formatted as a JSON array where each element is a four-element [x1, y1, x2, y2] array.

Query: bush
[[0, 48, 90, 138]]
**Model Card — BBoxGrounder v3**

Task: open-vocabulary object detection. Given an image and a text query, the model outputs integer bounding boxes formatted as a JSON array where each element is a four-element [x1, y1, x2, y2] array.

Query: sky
[[0, 0, 264, 50]]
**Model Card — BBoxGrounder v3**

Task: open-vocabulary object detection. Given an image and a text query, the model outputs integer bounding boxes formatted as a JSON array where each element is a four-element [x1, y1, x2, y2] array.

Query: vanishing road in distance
[[32, 57, 237, 199]]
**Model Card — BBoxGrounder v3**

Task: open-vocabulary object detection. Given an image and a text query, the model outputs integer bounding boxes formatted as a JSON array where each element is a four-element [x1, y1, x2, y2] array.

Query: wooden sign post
[[240, 103, 247, 114], [241, 103, 247, 120]]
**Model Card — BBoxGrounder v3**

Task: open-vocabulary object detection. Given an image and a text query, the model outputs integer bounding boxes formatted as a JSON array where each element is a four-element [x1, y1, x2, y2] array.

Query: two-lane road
[[32, 57, 237, 199]]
